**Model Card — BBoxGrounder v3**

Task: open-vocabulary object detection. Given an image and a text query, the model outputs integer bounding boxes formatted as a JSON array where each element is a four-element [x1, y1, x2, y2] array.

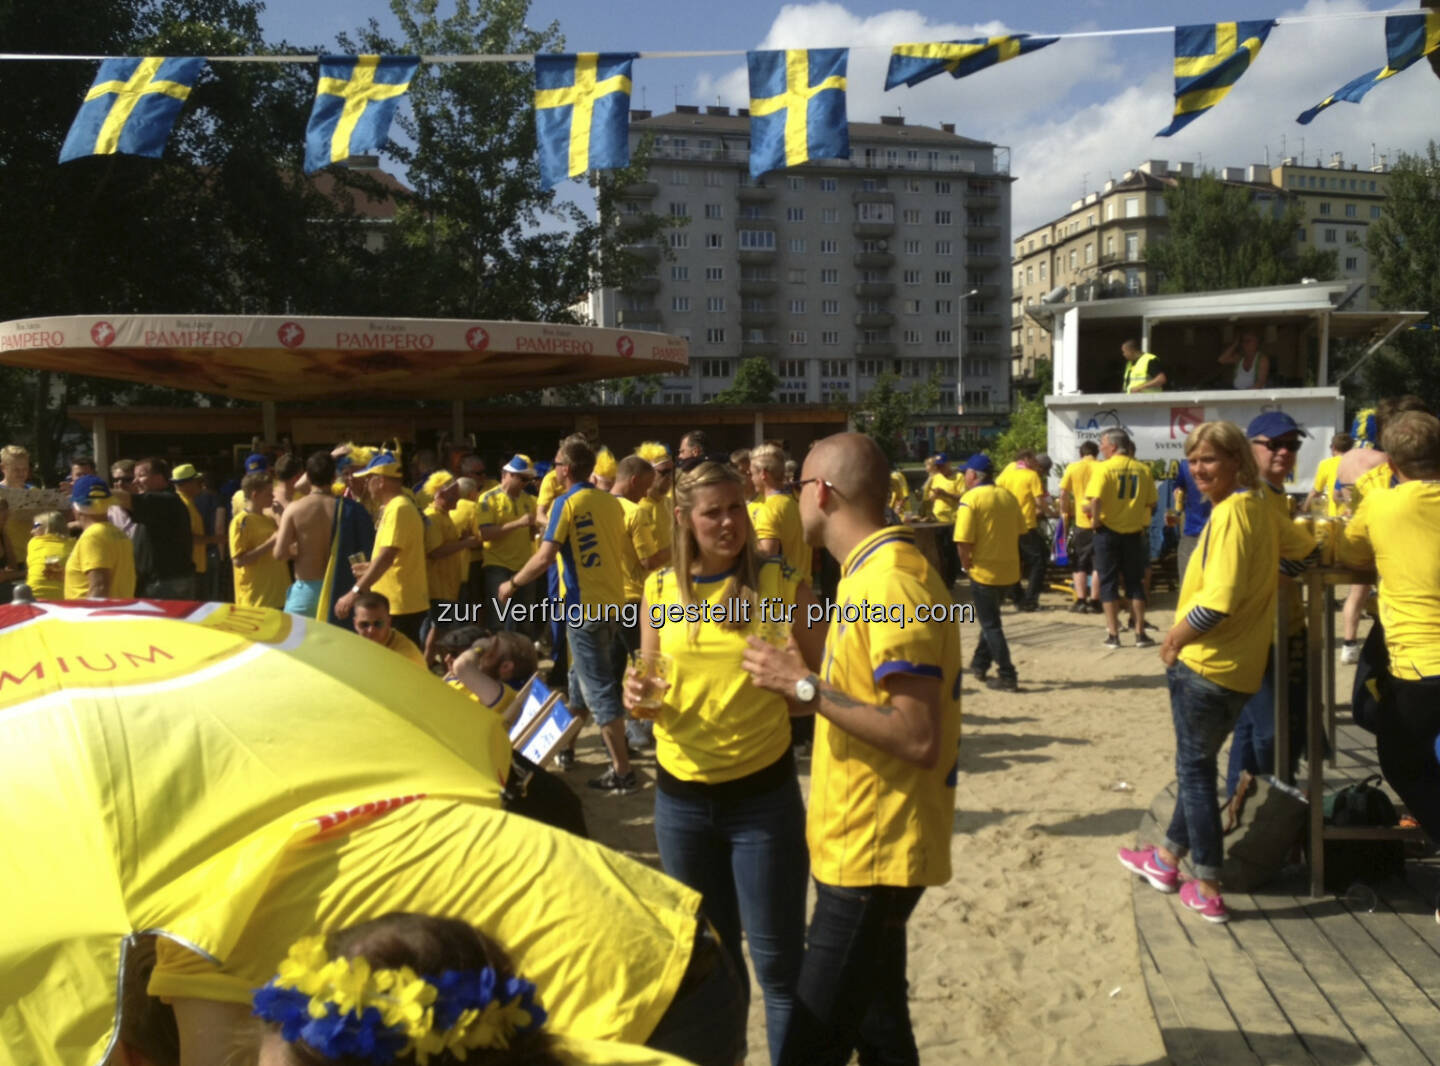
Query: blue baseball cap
[[933, 452, 949, 464], [70, 474, 112, 508], [1246, 412, 1309, 440], [243, 452, 269, 473], [503, 454, 537, 477], [963, 454, 993, 474], [356, 450, 404, 478]]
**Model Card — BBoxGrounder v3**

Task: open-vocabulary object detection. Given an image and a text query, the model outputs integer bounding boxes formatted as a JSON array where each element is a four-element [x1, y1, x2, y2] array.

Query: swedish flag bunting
[[1298, 11, 1440, 125], [748, 49, 849, 179], [885, 35, 1057, 91], [534, 52, 638, 189], [59, 57, 206, 164], [304, 55, 419, 173], [1157, 21, 1275, 136]]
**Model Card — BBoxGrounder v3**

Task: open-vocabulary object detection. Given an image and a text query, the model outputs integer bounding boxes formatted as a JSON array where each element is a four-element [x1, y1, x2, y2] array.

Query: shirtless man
[[275, 451, 340, 619]]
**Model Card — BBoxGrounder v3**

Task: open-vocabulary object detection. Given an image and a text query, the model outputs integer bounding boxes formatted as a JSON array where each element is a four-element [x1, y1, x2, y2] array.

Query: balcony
[[965, 340, 1006, 356], [854, 281, 894, 298], [855, 341, 897, 357], [853, 251, 894, 269], [737, 184, 776, 202], [618, 180, 659, 199], [624, 243, 661, 262], [618, 213, 653, 232], [738, 275, 778, 296], [851, 189, 895, 205], [735, 215, 777, 230], [740, 308, 777, 327], [967, 312, 1004, 327], [973, 282, 1003, 300], [740, 340, 780, 358], [853, 220, 895, 239], [966, 222, 1002, 239], [623, 275, 661, 295], [966, 187, 1003, 209], [965, 251, 1002, 267], [739, 247, 778, 265], [617, 308, 662, 328], [854, 311, 895, 329]]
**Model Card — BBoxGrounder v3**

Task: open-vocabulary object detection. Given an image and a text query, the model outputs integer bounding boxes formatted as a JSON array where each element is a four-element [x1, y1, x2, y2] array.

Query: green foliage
[[1359, 142, 1440, 411], [715, 357, 779, 404], [855, 373, 939, 464], [988, 388, 1048, 471], [1145, 174, 1338, 293]]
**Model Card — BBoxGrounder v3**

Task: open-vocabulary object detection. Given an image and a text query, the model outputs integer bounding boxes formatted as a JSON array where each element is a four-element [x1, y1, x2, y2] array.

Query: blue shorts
[[284, 578, 325, 618]]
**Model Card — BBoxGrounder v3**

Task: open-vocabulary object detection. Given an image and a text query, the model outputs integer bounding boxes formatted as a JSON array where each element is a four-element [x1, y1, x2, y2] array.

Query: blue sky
[[263, 0, 1440, 230]]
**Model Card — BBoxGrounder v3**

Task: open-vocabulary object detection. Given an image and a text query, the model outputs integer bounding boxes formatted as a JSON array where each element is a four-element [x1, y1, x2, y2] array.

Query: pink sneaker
[[1179, 880, 1230, 923], [1117, 845, 1179, 894]]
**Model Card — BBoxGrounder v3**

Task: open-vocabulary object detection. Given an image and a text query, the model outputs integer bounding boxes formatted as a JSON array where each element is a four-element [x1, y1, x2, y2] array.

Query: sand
[[565, 587, 1267, 1065]]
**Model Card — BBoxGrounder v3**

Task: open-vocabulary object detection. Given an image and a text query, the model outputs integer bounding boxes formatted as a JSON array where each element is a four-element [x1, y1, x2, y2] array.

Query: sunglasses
[[796, 477, 842, 495], [1260, 438, 1302, 453]]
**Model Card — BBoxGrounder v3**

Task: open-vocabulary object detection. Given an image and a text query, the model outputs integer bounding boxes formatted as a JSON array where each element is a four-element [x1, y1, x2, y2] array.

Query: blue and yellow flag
[[304, 54, 419, 173], [534, 52, 638, 189], [885, 35, 1057, 91], [748, 49, 849, 179], [1298, 11, 1440, 125], [59, 57, 205, 164], [1157, 21, 1275, 137]]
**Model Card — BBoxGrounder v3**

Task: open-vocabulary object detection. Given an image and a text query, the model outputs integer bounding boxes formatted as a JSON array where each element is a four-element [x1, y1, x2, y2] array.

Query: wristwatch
[[793, 673, 820, 704]]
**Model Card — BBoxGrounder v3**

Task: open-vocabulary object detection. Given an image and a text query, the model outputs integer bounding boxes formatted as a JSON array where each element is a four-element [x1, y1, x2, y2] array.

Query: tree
[[715, 357, 779, 404], [855, 373, 939, 464], [988, 388, 1048, 471], [1145, 174, 1337, 294], [1358, 142, 1440, 411]]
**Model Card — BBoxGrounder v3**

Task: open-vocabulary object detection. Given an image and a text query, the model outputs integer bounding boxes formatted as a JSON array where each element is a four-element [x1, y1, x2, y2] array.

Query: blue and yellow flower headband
[[252, 936, 547, 1065]]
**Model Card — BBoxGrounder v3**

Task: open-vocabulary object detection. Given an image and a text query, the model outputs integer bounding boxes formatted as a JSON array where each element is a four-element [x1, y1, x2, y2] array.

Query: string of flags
[[46, 7, 1440, 189]]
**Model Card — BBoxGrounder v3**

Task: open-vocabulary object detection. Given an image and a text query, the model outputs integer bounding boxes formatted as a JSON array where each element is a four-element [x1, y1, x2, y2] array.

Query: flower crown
[[252, 936, 547, 1065]]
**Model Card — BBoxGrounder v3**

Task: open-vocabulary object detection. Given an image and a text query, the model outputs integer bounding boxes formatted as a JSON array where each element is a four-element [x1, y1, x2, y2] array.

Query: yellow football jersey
[[537, 468, 565, 518], [372, 495, 430, 615], [1338, 480, 1440, 681], [926, 472, 960, 524], [954, 483, 1022, 586], [1176, 489, 1280, 693], [1351, 461, 1396, 509], [1059, 457, 1096, 530], [181, 492, 207, 575], [544, 484, 628, 610], [63, 521, 136, 600], [1087, 455, 1157, 534], [640, 490, 675, 554], [423, 505, 466, 603], [1311, 455, 1343, 517], [995, 462, 1045, 531], [888, 470, 910, 515], [645, 559, 798, 783], [810, 527, 962, 888], [749, 490, 812, 581], [25, 534, 72, 601], [477, 486, 537, 573], [229, 511, 289, 609], [619, 496, 660, 603], [451, 495, 480, 572]]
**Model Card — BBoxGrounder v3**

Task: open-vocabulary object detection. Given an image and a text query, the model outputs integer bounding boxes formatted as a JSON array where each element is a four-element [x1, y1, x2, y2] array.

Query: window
[[701, 358, 732, 377], [903, 329, 922, 344], [935, 181, 951, 194], [935, 299, 953, 314], [1345, 256, 1359, 271], [1084, 243, 1095, 264], [1324, 228, 1337, 243], [705, 233, 724, 249], [739, 230, 775, 249], [821, 299, 839, 314], [1370, 205, 1382, 219], [704, 203, 723, 219], [705, 328, 726, 344], [786, 207, 806, 222], [822, 208, 839, 223], [820, 269, 839, 284], [1124, 197, 1139, 218], [704, 266, 724, 281], [1345, 230, 1360, 243], [671, 266, 689, 281], [819, 239, 839, 254], [903, 298, 922, 314], [903, 269, 922, 285], [670, 170, 689, 185], [861, 178, 878, 190], [1124, 232, 1138, 259], [663, 391, 691, 405], [789, 299, 807, 313], [786, 176, 805, 191], [1297, 228, 1307, 242], [935, 270, 952, 285], [857, 202, 893, 222], [668, 202, 689, 217], [935, 240, 952, 254], [935, 329, 953, 344], [820, 360, 850, 377], [1369, 285, 1380, 300], [1039, 263, 1047, 282], [1025, 266, 1034, 285], [706, 296, 726, 312], [821, 330, 840, 345], [671, 296, 691, 312], [1319, 202, 1331, 215], [819, 178, 838, 191], [704, 171, 725, 187], [1105, 202, 1116, 221], [789, 239, 806, 253], [778, 359, 805, 378], [1125, 269, 1140, 295], [935, 210, 952, 224], [1068, 249, 1078, 271], [903, 239, 922, 255], [787, 268, 806, 284], [902, 208, 921, 224], [1344, 203, 1357, 218], [670, 232, 689, 249], [789, 330, 808, 344], [857, 359, 881, 376]]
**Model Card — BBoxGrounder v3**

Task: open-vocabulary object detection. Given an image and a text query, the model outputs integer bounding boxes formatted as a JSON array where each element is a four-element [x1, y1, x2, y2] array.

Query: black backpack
[[1313, 775, 1405, 892]]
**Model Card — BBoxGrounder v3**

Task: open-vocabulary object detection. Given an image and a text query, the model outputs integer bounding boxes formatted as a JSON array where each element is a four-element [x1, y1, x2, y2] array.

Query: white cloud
[[684, 0, 1440, 231]]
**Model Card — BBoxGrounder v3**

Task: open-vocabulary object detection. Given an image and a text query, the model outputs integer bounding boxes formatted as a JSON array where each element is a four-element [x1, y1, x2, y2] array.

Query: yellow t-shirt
[[954, 483, 1022, 586], [382, 628, 428, 669], [1351, 461, 1396, 509], [640, 491, 675, 554], [25, 533, 73, 601], [810, 527, 962, 888], [1087, 455, 1157, 534], [1338, 480, 1440, 681], [63, 521, 136, 600], [889, 470, 910, 515], [748, 490, 812, 581], [645, 559, 799, 783], [1176, 489, 1280, 693], [423, 504, 466, 603], [537, 468, 565, 518], [451, 496, 480, 572], [995, 462, 1045, 531], [619, 496, 660, 603], [372, 494, 430, 615], [229, 511, 289, 610], [181, 493, 207, 574], [1312, 455, 1343, 517], [1059, 457, 1096, 530], [445, 676, 516, 780], [926, 472, 959, 524], [477, 486, 537, 572], [147, 798, 702, 1048], [544, 484, 627, 610]]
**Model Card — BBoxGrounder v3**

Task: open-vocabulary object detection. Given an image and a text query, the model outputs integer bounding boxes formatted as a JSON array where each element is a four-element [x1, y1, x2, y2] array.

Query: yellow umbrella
[[0, 599, 508, 1066]]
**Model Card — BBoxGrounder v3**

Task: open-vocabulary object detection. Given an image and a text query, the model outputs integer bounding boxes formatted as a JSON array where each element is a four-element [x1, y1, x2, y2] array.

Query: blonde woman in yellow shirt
[[624, 461, 823, 1066], [24, 511, 72, 600]]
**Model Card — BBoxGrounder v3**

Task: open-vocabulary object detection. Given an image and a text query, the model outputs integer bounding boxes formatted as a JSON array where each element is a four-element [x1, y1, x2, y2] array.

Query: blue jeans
[[654, 769, 808, 1065], [778, 882, 925, 1066], [969, 580, 1016, 681], [1224, 636, 1307, 797], [1162, 660, 1249, 881], [566, 618, 623, 726]]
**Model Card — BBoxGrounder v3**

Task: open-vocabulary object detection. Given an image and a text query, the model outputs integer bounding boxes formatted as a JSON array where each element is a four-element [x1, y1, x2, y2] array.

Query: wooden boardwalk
[[1133, 719, 1440, 1066]]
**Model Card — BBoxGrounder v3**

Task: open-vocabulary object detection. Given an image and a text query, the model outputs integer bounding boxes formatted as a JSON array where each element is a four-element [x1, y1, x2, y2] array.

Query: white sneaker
[[1340, 642, 1360, 665]]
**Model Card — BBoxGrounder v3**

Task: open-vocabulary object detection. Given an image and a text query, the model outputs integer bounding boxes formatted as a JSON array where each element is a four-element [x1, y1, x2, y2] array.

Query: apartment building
[[593, 107, 1014, 440], [1011, 155, 1392, 382]]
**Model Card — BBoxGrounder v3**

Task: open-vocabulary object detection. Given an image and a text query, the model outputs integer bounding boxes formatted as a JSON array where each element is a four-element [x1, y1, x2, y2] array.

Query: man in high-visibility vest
[[1121, 339, 1167, 393]]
